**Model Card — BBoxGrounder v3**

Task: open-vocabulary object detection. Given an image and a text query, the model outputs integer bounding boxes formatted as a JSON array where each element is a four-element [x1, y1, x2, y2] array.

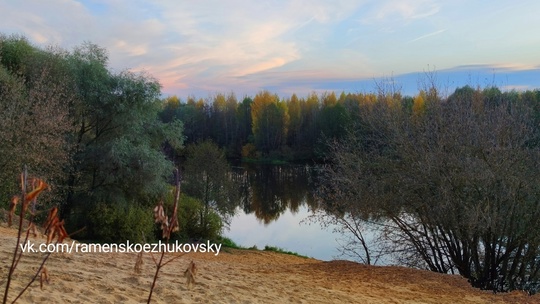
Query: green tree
[[63, 43, 183, 234], [177, 194, 223, 240], [297, 92, 320, 155], [237, 97, 253, 147], [286, 94, 302, 148], [317, 103, 351, 140], [182, 140, 237, 231]]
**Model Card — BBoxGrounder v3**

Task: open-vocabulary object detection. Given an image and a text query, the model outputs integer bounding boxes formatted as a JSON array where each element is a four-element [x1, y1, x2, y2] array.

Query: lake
[[223, 163, 343, 261]]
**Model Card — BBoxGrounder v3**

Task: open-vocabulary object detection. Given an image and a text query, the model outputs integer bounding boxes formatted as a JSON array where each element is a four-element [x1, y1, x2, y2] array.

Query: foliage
[[251, 90, 289, 153], [176, 194, 223, 240], [318, 85, 540, 293], [0, 35, 74, 206], [0, 35, 183, 242], [86, 202, 155, 243], [241, 143, 257, 158], [61, 43, 183, 234], [182, 140, 238, 230], [216, 236, 245, 249], [159, 90, 379, 162]]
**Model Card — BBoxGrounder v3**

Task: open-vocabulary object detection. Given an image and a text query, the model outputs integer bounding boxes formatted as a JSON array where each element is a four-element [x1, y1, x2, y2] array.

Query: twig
[[3, 168, 27, 304], [146, 168, 181, 303], [10, 251, 53, 304]]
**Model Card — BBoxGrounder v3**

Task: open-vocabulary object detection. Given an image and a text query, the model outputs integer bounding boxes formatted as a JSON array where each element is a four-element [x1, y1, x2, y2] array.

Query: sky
[[1, 0, 539, 98]]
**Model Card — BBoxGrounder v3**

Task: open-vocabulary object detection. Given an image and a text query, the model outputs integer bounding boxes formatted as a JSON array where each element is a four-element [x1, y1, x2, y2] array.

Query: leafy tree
[[317, 103, 351, 140], [177, 194, 223, 240], [286, 94, 302, 148], [321, 91, 337, 107], [63, 43, 184, 234], [0, 35, 74, 205], [237, 97, 254, 150], [297, 92, 320, 154], [159, 95, 181, 123], [0, 36, 183, 242], [182, 140, 237, 231], [209, 93, 239, 156], [251, 91, 289, 154]]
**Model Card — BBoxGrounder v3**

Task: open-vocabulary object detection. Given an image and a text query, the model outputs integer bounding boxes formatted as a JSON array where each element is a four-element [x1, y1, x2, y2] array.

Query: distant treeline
[[160, 85, 540, 162]]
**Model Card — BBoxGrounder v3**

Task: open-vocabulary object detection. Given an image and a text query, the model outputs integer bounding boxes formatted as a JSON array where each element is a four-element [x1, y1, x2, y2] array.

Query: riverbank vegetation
[[317, 81, 540, 293]]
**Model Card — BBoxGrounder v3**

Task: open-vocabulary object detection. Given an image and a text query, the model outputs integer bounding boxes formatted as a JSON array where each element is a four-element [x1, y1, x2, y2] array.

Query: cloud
[[0, 0, 92, 44], [448, 64, 540, 72], [127, 0, 367, 94], [1, 0, 539, 98], [363, 0, 440, 23], [408, 29, 447, 43]]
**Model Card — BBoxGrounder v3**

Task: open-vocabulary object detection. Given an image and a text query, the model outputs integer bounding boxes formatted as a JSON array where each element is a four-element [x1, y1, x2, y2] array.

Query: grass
[[263, 245, 310, 259], [217, 236, 258, 251], [218, 236, 309, 258], [217, 236, 246, 249]]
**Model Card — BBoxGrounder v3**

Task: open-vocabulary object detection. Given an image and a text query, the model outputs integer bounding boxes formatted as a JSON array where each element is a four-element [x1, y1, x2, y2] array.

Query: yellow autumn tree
[[251, 90, 289, 154], [413, 91, 426, 116]]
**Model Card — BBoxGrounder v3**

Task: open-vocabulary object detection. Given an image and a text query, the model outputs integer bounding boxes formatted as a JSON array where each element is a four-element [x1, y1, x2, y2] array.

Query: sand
[[1, 224, 538, 304]]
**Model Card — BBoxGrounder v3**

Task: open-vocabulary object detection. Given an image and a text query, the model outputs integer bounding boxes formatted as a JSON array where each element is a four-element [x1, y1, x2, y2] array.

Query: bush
[[86, 202, 155, 243], [175, 194, 224, 241], [215, 236, 244, 249]]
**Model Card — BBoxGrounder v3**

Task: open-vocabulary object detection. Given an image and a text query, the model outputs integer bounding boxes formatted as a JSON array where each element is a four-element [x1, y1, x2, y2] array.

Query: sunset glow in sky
[[1, 0, 539, 97]]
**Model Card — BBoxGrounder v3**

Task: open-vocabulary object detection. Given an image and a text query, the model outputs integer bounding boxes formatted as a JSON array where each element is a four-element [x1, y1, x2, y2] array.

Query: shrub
[[176, 194, 223, 241], [87, 202, 155, 243]]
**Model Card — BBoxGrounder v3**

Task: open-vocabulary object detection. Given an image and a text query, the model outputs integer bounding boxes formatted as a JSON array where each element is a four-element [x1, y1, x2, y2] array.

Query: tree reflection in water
[[231, 164, 318, 225]]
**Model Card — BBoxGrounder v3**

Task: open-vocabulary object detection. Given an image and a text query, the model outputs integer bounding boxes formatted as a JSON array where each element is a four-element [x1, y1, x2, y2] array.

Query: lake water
[[223, 164, 343, 261]]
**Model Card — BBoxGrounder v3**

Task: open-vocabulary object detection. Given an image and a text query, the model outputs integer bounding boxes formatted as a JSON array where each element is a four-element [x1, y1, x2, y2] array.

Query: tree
[[251, 91, 289, 154], [62, 43, 184, 235], [286, 94, 302, 148], [182, 140, 237, 233], [237, 96, 253, 147], [319, 86, 540, 293], [0, 35, 74, 205], [297, 92, 320, 155], [209, 93, 239, 156], [0, 36, 183, 242], [317, 103, 351, 140]]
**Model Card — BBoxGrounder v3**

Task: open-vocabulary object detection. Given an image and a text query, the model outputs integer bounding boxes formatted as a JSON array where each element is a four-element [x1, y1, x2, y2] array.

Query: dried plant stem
[[3, 169, 27, 304], [147, 250, 166, 304], [10, 252, 53, 304], [2, 169, 66, 304], [146, 168, 181, 304]]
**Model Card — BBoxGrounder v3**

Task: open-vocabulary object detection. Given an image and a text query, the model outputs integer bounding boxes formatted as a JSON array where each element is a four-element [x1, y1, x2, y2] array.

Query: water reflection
[[226, 163, 342, 261], [225, 204, 341, 261], [232, 163, 318, 224]]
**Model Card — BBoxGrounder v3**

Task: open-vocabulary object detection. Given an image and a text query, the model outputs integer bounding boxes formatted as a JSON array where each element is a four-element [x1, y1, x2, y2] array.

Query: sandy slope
[[0, 225, 538, 304]]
